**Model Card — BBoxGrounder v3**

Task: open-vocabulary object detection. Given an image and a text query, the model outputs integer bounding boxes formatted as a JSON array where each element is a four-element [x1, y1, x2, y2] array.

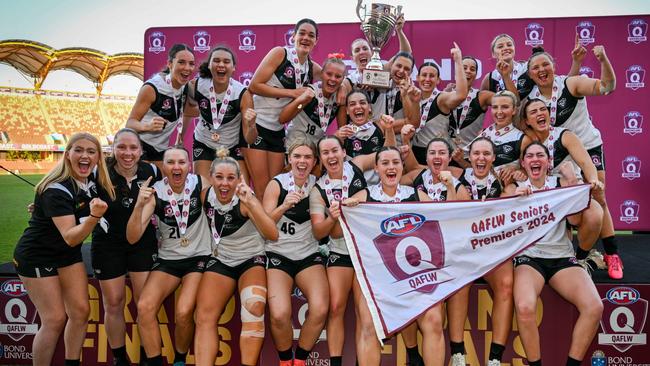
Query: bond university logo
[[628, 19, 648, 44], [148, 31, 166, 54], [625, 65, 645, 90], [239, 30, 256, 53], [193, 30, 211, 53], [598, 287, 647, 352], [524, 23, 544, 47], [623, 111, 643, 136], [576, 20, 596, 45], [621, 156, 641, 180], [619, 200, 640, 224], [0, 279, 38, 341], [373, 213, 447, 294]]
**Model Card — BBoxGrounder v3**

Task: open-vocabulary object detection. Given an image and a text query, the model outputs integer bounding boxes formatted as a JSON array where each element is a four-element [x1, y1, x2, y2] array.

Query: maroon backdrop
[[143, 15, 650, 231]]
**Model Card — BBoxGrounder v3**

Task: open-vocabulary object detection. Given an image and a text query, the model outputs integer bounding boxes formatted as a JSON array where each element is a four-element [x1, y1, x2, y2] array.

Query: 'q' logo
[[148, 31, 166, 54], [285, 29, 295, 47], [239, 30, 257, 53], [619, 200, 640, 224], [626, 65, 646, 90], [524, 23, 545, 46], [628, 19, 648, 44], [373, 214, 446, 294], [621, 156, 641, 180], [598, 286, 648, 352], [193, 30, 211, 53], [623, 111, 643, 136], [576, 20, 596, 45], [239, 71, 254, 87]]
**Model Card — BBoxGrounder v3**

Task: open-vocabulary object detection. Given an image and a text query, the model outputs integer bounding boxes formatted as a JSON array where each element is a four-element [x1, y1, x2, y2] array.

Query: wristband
[[90, 213, 102, 219]]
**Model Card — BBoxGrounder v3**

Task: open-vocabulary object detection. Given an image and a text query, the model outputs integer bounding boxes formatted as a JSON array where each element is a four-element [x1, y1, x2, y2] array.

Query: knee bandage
[[240, 285, 266, 338]]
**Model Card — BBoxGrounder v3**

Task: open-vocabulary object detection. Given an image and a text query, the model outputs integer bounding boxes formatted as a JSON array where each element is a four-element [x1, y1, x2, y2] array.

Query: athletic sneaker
[[279, 360, 293, 366], [578, 249, 607, 276], [450, 353, 466, 366], [604, 254, 624, 279], [487, 360, 501, 366]]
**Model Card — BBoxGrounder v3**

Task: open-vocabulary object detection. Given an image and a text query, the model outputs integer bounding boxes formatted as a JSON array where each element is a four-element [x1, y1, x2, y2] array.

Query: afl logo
[[193, 30, 211, 53], [1, 280, 26, 297], [239, 71, 254, 87], [148, 31, 166, 54], [284, 29, 295, 47], [621, 156, 641, 180], [239, 30, 257, 53], [579, 66, 594, 78], [607, 287, 640, 305], [576, 20, 596, 45], [619, 200, 640, 224], [524, 23, 544, 46], [381, 213, 425, 236], [625, 65, 645, 90], [623, 111, 643, 136], [628, 19, 648, 44]]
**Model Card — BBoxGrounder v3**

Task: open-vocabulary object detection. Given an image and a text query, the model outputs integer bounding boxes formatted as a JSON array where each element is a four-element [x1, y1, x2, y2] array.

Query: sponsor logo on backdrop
[[591, 350, 606, 366], [628, 18, 648, 44], [373, 214, 446, 294], [624, 111, 643, 136], [619, 200, 640, 224], [0, 342, 32, 361], [291, 288, 327, 342], [598, 287, 648, 352], [0, 280, 38, 341], [148, 31, 166, 54], [621, 156, 641, 180], [239, 71, 254, 87], [238, 30, 257, 53], [625, 65, 645, 90], [524, 23, 545, 46], [579, 66, 594, 78], [576, 20, 596, 45], [193, 30, 211, 53], [284, 29, 295, 47]]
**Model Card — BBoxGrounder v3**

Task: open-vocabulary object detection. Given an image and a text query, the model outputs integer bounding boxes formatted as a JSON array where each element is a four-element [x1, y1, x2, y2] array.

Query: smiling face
[[351, 39, 372, 70], [318, 138, 346, 176], [525, 100, 551, 133], [490, 95, 517, 128], [346, 92, 371, 125], [376, 149, 403, 188], [463, 58, 478, 85], [288, 145, 316, 181], [66, 138, 99, 181], [209, 49, 235, 84], [391, 56, 413, 84], [168, 49, 195, 87], [528, 53, 555, 88], [162, 149, 189, 189], [426, 141, 451, 174], [113, 132, 142, 172], [521, 144, 550, 181], [293, 22, 318, 55], [211, 162, 239, 203], [417, 65, 440, 93], [321, 62, 346, 95], [469, 140, 495, 178], [492, 36, 515, 62]]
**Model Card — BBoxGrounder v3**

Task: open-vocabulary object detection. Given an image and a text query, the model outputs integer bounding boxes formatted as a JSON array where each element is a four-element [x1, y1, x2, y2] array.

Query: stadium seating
[[0, 94, 49, 144]]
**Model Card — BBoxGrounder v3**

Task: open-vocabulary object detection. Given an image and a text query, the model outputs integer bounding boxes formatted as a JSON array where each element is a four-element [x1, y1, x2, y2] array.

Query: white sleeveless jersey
[[153, 174, 211, 260], [367, 184, 417, 202], [193, 77, 246, 149], [265, 173, 318, 260], [139, 73, 187, 151], [413, 94, 450, 148]]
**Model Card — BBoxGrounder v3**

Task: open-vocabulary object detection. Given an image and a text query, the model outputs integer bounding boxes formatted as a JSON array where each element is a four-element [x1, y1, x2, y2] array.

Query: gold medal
[[180, 237, 190, 247], [350, 125, 360, 133], [211, 132, 220, 142]]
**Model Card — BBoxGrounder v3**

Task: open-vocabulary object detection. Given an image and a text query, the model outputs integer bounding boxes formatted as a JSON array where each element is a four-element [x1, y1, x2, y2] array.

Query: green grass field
[[0, 174, 43, 264]]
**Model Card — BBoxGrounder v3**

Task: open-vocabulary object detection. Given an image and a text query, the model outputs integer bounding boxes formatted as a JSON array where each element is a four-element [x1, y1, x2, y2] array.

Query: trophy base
[[361, 69, 391, 88]]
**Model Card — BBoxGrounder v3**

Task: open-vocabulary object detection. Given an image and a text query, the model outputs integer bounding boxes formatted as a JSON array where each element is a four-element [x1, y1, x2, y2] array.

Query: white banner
[[340, 184, 591, 340]]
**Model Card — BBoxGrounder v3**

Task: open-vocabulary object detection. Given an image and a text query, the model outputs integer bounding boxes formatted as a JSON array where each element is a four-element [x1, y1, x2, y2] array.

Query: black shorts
[[266, 252, 324, 278], [249, 124, 286, 153], [513, 255, 581, 283], [411, 145, 428, 166], [326, 252, 354, 268], [587, 145, 605, 171], [205, 255, 267, 280], [141, 140, 165, 162], [151, 255, 210, 278], [192, 139, 244, 162], [14, 250, 83, 278], [91, 241, 157, 280]]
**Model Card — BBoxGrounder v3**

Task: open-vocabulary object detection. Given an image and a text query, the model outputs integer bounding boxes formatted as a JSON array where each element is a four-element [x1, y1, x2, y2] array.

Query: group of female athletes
[[14, 16, 621, 366]]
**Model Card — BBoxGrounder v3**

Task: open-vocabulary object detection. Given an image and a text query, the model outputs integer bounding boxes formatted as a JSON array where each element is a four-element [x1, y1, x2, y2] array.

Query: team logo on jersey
[[624, 111, 643, 136], [148, 31, 166, 54], [193, 148, 203, 159], [284, 66, 295, 79], [373, 218, 446, 294], [352, 140, 362, 151], [579, 66, 594, 78], [621, 156, 641, 180], [164, 205, 173, 217], [238, 30, 256, 53], [371, 136, 380, 145], [591, 154, 602, 167], [353, 179, 363, 188], [576, 20, 596, 45], [557, 97, 567, 108], [619, 200, 640, 224], [199, 99, 209, 110], [502, 144, 514, 154], [524, 23, 545, 46], [162, 99, 172, 110], [628, 19, 648, 44], [239, 71, 254, 87], [270, 257, 281, 266], [598, 286, 648, 352], [284, 29, 295, 47], [193, 30, 211, 53], [626, 65, 645, 90], [253, 255, 266, 265]]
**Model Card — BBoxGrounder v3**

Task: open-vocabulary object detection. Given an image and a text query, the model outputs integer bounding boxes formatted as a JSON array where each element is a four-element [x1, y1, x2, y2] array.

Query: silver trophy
[[356, 0, 403, 88]]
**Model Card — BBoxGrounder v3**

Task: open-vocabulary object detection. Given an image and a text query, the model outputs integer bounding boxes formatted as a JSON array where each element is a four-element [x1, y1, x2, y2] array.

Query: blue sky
[[1, 0, 649, 95]]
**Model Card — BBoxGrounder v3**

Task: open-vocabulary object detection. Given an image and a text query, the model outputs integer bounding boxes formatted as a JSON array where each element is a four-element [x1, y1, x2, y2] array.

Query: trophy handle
[[397, 5, 403, 16], [356, 0, 366, 22]]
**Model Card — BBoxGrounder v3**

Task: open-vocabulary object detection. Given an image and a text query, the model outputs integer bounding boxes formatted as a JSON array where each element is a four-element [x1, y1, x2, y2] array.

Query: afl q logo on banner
[[598, 286, 648, 352], [621, 156, 641, 180], [193, 31, 211, 53], [619, 200, 640, 224], [285, 29, 295, 47], [524, 23, 544, 46], [148, 31, 166, 54], [576, 20, 596, 45], [239, 71, 254, 87], [624, 111, 643, 136], [625, 65, 645, 90], [238, 30, 257, 53], [0, 279, 38, 341], [628, 19, 648, 44], [373, 213, 446, 294]]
